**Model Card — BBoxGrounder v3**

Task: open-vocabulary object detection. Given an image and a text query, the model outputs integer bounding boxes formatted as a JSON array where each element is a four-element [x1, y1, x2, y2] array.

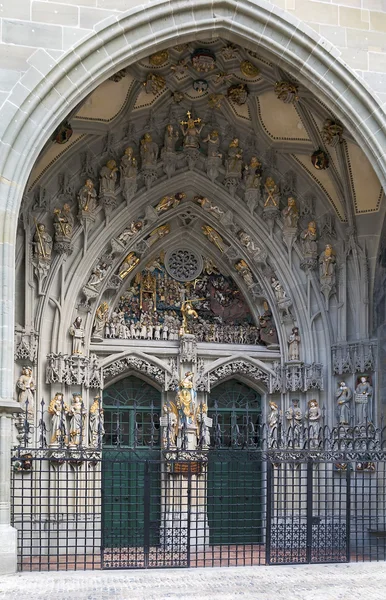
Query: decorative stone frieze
[[332, 341, 376, 375]]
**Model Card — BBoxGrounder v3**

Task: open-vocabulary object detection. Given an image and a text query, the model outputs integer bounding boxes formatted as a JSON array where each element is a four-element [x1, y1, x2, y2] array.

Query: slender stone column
[[0, 404, 22, 574]]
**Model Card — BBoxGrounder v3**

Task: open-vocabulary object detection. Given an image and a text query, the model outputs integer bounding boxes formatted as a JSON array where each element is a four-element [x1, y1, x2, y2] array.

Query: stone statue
[[319, 244, 336, 305], [118, 221, 143, 244], [154, 192, 185, 213], [48, 392, 69, 445], [53, 203, 74, 239], [69, 317, 85, 355], [235, 259, 254, 287], [335, 381, 352, 426], [225, 138, 243, 178], [268, 400, 279, 446], [203, 130, 222, 158], [78, 179, 97, 214], [147, 223, 171, 246], [143, 72, 165, 94], [140, 133, 159, 168], [244, 156, 262, 189], [355, 376, 373, 424], [288, 327, 300, 361], [179, 111, 203, 149], [16, 366, 35, 421], [99, 159, 118, 196], [176, 371, 197, 426], [85, 264, 108, 291], [162, 404, 178, 448], [238, 230, 260, 256], [202, 225, 225, 252], [282, 197, 299, 230], [263, 177, 280, 207], [68, 393, 86, 447], [194, 196, 224, 219], [118, 252, 140, 279], [306, 399, 321, 448], [271, 277, 287, 302], [33, 223, 52, 261], [120, 147, 137, 202], [92, 302, 109, 342], [300, 221, 318, 258], [89, 395, 105, 448], [163, 124, 179, 152], [197, 403, 211, 448], [285, 399, 303, 447]]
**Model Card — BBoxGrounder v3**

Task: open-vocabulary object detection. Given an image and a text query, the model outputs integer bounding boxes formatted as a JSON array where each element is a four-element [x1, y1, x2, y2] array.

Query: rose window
[[165, 248, 203, 282]]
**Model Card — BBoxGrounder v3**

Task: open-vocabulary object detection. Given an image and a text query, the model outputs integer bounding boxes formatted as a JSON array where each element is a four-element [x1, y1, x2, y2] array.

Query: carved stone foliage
[[269, 362, 324, 393], [332, 342, 376, 375], [180, 334, 197, 363], [207, 361, 269, 391], [46, 353, 101, 388], [102, 356, 165, 386]]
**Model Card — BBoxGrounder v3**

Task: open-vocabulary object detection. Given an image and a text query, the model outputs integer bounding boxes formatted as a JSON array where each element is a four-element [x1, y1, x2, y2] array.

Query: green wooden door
[[207, 380, 262, 545], [102, 376, 161, 549]]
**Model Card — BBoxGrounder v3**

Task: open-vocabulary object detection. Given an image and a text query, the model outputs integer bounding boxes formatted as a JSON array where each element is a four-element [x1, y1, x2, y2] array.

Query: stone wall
[[0, 0, 385, 111]]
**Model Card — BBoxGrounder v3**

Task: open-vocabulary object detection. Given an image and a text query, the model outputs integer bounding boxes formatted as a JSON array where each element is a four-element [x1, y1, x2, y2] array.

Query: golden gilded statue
[[148, 223, 171, 246], [264, 177, 280, 207], [181, 300, 199, 334], [176, 372, 197, 426], [118, 252, 140, 279], [240, 60, 259, 78], [154, 192, 185, 213], [202, 225, 225, 253]]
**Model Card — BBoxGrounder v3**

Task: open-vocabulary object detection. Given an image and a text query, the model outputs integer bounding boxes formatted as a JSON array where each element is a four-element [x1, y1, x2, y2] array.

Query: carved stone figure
[[259, 308, 279, 346], [89, 395, 105, 448], [227, 83, 249, 105], [163, 124, 179, 152], [155, 192, 185, 213], [118, 252, 140, 279], [181, 301, 199, 335], [16, 366, 35, 421], [191, 48, 216, 72], [306, 399, 321, 448], [225, 138, 243, 178], [319, 244, 336, 306], [180, 111, 203, 149], [321, 119, 344, 147], [147, 224, 171, 246], [311, 149, 329, 170], [118, 221, 143, 244], [355, 376, 373, 424], [53, 204, 74, 239], [92, 302, 109, 342], [194, 196, 224, 219], [240, 60, 259, 78], [162, 404, 178, 447], [300, 221, 318, 258], [244, 156, 262, 190], [120, 147, 137, 202], [69, 393, 86, 447], [33, 223, 52, 261], [275, 81, 299, 103], [48, 392, 69, 445], [69, 317, 85, 355], [288, 327, 301, 361], [335, 381, 352, 426], [176, 371, 197, 426], [99, 160, 118, 197], [268, 401, 279, 445], [78, 179, 98, 215], [85, 264, 108, 292], [143, 72, 165, 94], [263, 177, 280, 208], [282, 197, 299, 230], [204, 130, 222, 158], [202, 225, 225, 252], [235, 259, 254, 287], [286, 399, 303, 447], [140, 133, 159, 168]]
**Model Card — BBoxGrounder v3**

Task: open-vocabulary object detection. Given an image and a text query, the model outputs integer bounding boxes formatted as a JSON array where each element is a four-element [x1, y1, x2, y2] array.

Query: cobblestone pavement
[[0, 563, 386, 600]]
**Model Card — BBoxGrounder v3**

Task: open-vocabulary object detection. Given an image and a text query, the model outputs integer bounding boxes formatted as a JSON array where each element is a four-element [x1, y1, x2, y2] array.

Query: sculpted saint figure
[[194, 196, 224, 218], [306, 399, 321, 447], [69, 394, 87, 447], [148, 224, 171, 246], [33, 223, 53, 260], [140, 133, 159, 168], [335, 381, 352, 425], [238, 230, 260, 255], [300, 221, 318, 257], [319, 244, 336, 279], [225, 138, 243, 178], [180, 112, 204, 149], [202, 225, 225, 252], [355, 376, 373, 424], [288, 327, 301, 361], [163, 124, 179, 152], [118, 252, 140, 279], [120, 147, 137, 178], [155, 192, 185, 214], [176, 372, 197, 426], [16, 366, 35, 420], [92, 302, 109, 341], [99, 160, 118, 195], [48, 392, 69, 445], [69, 316, 85, 355], [264, 177, 280, 207], [244, 156, 262, 189], [282, 197, 299, 229], [118, 221, 143, 244], [203, 130, 222, 158], [89, 395, 105, 448], [53, 204, 74, 239], [78, 179, 97, 213], [235, 259, 254, 287]]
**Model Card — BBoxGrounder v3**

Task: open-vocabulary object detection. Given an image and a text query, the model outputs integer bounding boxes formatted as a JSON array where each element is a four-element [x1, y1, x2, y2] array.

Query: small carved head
[[229, 137, 239, 147], [143, 133, 152, 142], [125, 146, 134, 156], [308, 399, 318, 408], [107, 159, 117, 170], [85, 179, 94, 189]]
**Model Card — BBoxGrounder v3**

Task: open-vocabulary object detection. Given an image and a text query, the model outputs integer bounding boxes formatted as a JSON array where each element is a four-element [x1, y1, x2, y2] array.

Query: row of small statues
[[48, 393, 104, 448]]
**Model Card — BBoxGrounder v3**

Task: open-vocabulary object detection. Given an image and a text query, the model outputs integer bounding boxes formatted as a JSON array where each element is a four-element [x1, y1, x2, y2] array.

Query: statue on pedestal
[[355, 376, 373, 424], [92, 302, 109, 342], [335, 381, 352, 426], [306, 399, 321, 448], [48, 392, 69, 445], [120, 147, 138, 203], [285, 399, 303, 447], [16, 366, 35, 421], [179, 111, 203, 149], [69, 317, 85, 355], [33, 223, 52, 261], [319, 244, 336, 307], [77, 179, 97, 216], [89, 395, 105, 448], [176, 372, 197, 427], [69, 393, 87, 447], [288, 327, 301, 361], [140, 133, 159, 168], [225, 138, 243, 179]]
